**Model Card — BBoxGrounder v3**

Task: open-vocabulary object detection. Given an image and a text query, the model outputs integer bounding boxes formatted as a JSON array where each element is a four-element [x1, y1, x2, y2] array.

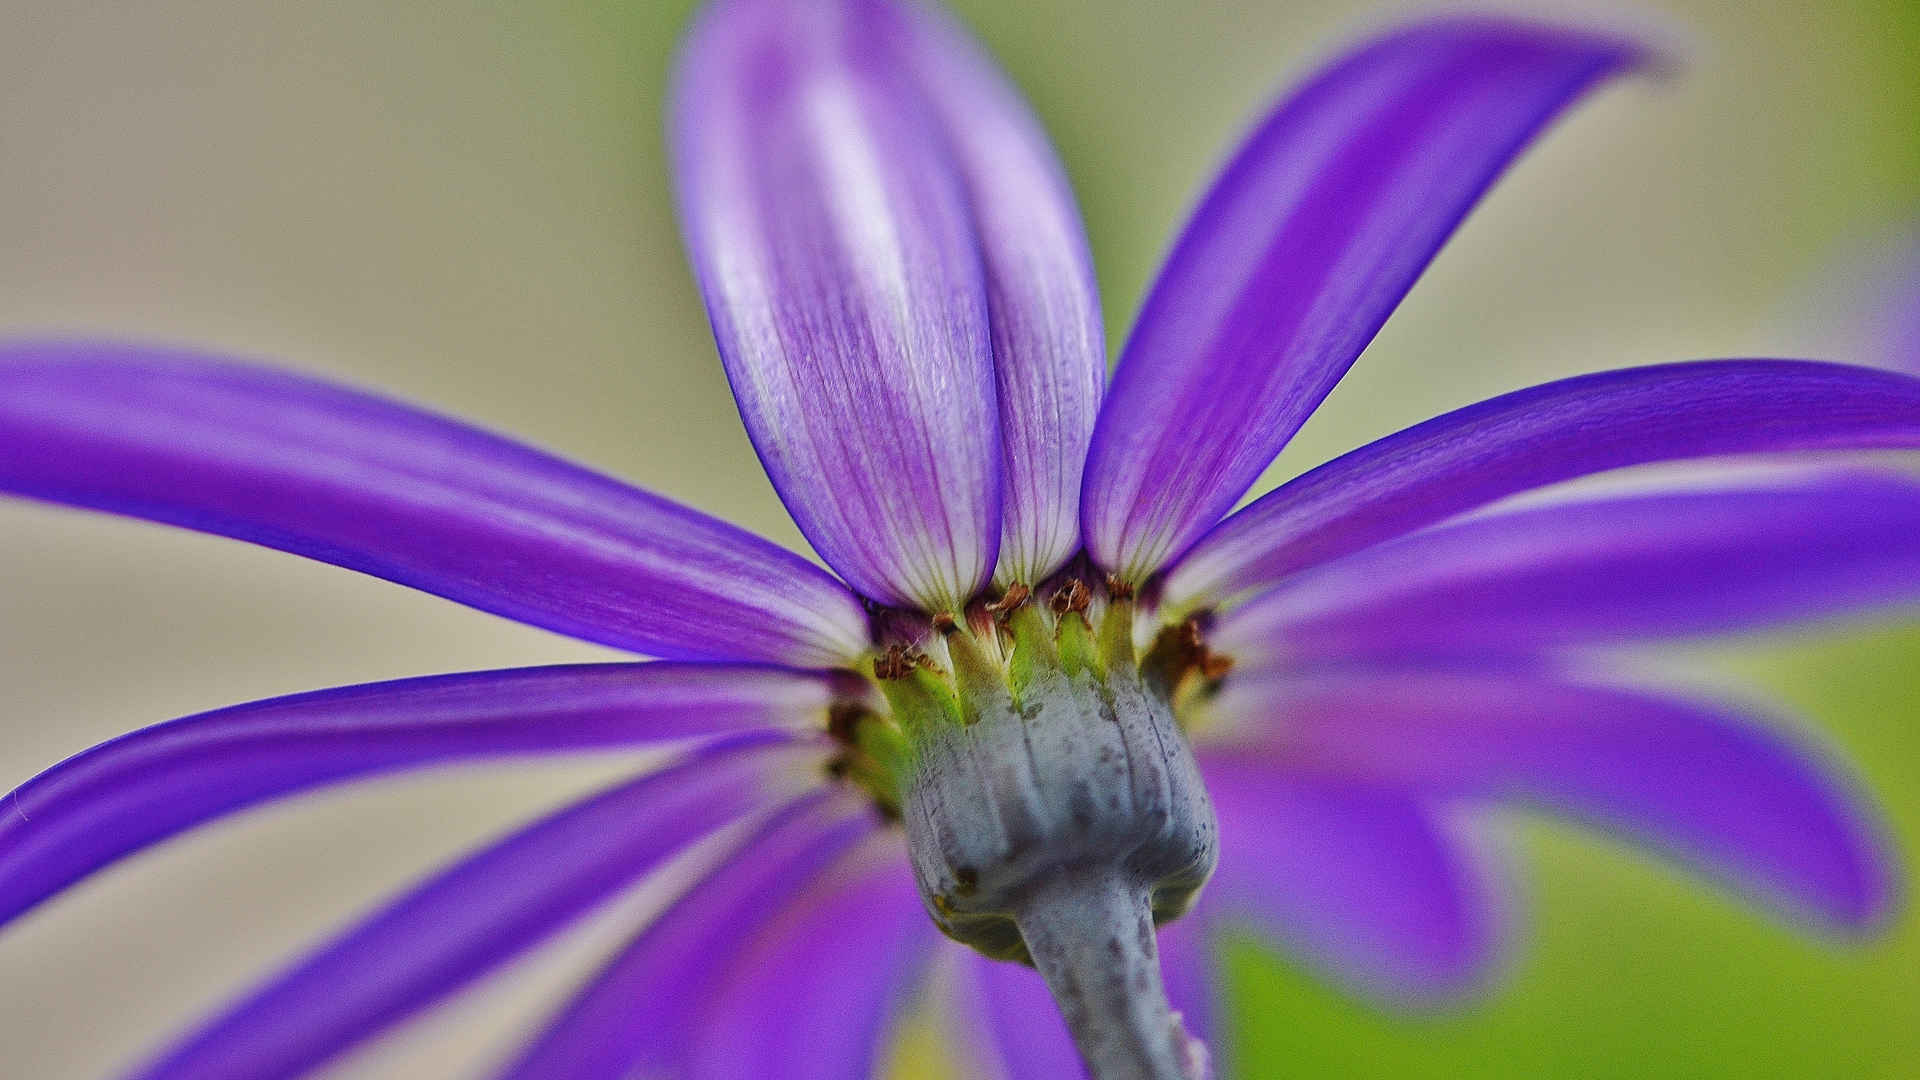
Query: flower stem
[[1014, 868, 1210, 1080]]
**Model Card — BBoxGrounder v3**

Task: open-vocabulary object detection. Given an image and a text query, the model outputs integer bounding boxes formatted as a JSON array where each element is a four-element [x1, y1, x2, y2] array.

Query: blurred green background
[[1, 1, 1916, 1076]]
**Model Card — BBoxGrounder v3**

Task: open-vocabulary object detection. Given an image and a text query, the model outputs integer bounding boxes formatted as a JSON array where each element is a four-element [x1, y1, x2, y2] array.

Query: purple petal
[[0, 343, 870, 666], [1209, 668, 1895, 929], [1213, 471, 1920, 664], [886, 1, 1106, 586], [682, 841, 935, 1080], [127, 737, 823, 1080], [1082, 18, 1643, 582], [0, 662, 843, 929], [1197, 754, 1508, 1001], [496, 799, 889, 1079], [1166, 359, 1920, 610], [672, 0, 1002, 612]]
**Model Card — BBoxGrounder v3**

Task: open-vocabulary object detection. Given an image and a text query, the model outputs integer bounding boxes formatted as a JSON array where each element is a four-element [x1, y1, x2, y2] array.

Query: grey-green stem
[[1015, 868, 1211, 1080]]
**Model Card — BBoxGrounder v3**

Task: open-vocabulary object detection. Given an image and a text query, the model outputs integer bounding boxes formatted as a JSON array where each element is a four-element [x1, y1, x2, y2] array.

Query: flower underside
[[827, 572, 1226, 1078]]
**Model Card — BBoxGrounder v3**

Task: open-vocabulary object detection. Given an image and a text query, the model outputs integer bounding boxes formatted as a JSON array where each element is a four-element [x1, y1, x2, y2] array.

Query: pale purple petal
[[1166, 360, 1920, 610], [1210, 668, 1894, 929], [0, 662, 843, 929], [1197, 754, 1508, 1001], [672, 0, 1001, 612], [1871, 229, 1920, 374], [886, 1, 1106, 585], [683, 840, 936, 1080], [0, 343, 870, 666], [1213, 471, 1920, 664], [496, 797, 886, 1079], [127, 737, 823, 1080], [1082, 18, 1643, 582], [1890, 269, 1920, 375]]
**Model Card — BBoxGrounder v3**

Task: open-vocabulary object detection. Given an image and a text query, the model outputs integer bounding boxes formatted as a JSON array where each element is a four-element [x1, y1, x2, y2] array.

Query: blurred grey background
[[2, 1, 1916, 1076]]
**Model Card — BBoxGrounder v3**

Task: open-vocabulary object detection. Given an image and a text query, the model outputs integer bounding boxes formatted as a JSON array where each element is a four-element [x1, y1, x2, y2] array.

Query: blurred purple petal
[[1214, 471, 1920, 664], [672, 0, 1002, 611], [128, 737, 822, 1080], [0, 344, 870, 666], [683, 841, 935, 1079], [1211, 668, 1895, 929], [1197, 755, 1507, 1002], [1082, 18, 1642, 582], [497, 797, 885, 1079], [1198, 757, 1497, 999], [887, 1, 1105, 585], [0, 662, 841, 928], [1167, 359, 1920, 610]]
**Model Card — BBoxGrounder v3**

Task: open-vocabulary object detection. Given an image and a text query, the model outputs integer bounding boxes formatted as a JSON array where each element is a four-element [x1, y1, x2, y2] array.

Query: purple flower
[[2, 2, 1916, 1077]]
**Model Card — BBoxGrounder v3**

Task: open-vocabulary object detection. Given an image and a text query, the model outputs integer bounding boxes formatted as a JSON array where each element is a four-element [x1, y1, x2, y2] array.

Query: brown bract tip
[[986, 582, 1031, 617], [873, 644, 919, 681], [827, 701, 867, 745], [1049, 578, 1092, 615], [1141, 617, 1233, 697], [875, 641, 933, 676]]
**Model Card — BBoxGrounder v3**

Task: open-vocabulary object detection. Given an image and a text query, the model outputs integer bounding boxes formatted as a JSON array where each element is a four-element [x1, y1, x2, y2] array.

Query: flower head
[[3, 2, 1917, 1077]]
